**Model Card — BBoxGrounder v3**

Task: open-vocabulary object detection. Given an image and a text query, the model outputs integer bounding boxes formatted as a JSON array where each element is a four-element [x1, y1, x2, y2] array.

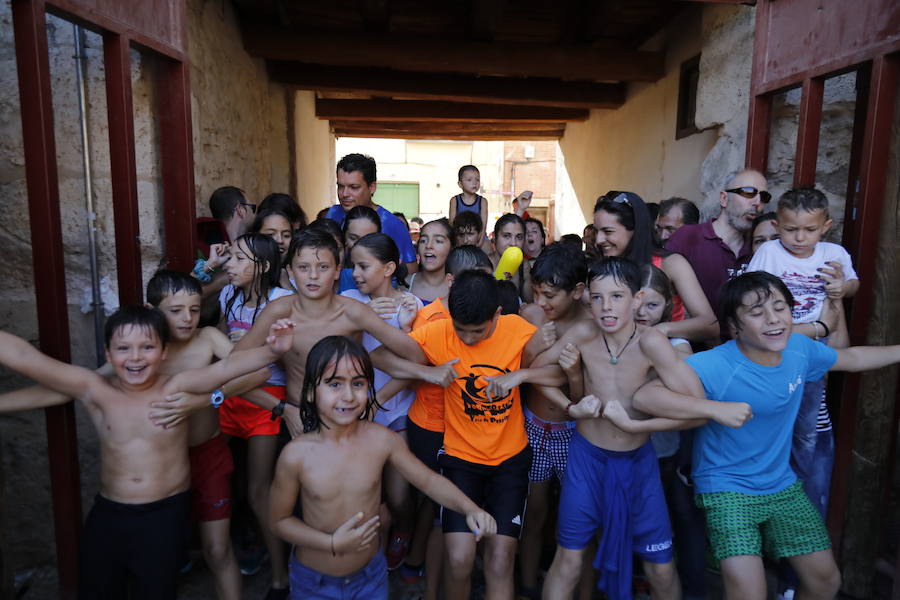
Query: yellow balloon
[[494, 246, 523, 280]]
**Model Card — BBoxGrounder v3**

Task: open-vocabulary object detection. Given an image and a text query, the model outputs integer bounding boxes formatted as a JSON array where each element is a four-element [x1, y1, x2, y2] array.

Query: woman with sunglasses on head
[[594, 190, 719, 342]]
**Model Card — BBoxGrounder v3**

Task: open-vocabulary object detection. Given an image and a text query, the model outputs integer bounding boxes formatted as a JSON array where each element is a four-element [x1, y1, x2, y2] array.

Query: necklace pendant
[[609, 357, 618, 365]]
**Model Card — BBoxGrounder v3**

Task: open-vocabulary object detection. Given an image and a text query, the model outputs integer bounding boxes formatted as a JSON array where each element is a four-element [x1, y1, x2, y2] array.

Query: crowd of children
[[0, 156, 898, 600]]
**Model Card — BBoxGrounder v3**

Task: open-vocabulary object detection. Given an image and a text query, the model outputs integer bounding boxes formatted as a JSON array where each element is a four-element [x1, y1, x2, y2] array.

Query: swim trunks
[[558, 433, 673, 600], [524, 405, 575, 483], [289, 551, 388, 599], [189, 433, 234, 522], [219, 384, 285, 438]]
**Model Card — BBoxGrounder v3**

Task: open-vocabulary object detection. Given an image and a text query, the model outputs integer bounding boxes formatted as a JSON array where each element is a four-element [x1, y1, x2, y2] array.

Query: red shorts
[[189, 433, 234, 522], [219, 385, 284, 438]]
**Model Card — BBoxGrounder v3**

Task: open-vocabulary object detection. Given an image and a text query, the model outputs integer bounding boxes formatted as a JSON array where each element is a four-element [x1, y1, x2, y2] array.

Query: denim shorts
[[288, 551, 387, 599]]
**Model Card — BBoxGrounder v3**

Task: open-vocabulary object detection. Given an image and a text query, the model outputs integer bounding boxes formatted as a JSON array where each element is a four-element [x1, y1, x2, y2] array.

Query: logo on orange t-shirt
[[460, 364, 514, 422]]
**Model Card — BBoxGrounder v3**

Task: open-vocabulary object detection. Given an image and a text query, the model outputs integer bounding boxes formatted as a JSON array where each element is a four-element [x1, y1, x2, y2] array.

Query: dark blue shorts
[[558, 432, 673, 600], [288, 551, 388, 599]]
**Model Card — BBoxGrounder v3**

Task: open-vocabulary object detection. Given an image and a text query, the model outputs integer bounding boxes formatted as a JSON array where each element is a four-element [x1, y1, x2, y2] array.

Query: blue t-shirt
[[325, 204, 417, 265], [685, 334, 837, 495]]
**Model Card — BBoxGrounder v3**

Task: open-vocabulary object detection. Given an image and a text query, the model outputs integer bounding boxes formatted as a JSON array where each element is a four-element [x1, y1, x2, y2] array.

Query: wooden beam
[[316, 99, 588, 122], [330, 120, 565, 134], [245, 26, 663, 82], [269, 62, 624, 109], [467, 0, 501, 41], [793, 77, 824, 187], [359, 0, 390, 33]]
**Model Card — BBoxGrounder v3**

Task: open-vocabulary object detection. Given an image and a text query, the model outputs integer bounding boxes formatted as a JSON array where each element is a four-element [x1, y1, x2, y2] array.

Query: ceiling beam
[[467, 0, 502, 41], [359, 0, 391, 32], [315, 99, 589, 122], [270, 62, 624, 109], [244, 26, 663, 82], [329, 120, 566, 133]]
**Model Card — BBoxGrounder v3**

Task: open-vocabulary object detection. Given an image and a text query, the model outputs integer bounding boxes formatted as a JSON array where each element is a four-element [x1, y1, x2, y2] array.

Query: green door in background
[[374, 182, 420, 218]]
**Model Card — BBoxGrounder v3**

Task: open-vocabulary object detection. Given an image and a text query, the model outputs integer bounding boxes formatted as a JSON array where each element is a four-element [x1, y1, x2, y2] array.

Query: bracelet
[[331, 533, 336, 557], [192, 259, 213, 283], [565, 401, 574, 417], [815, 320, 830, 338]]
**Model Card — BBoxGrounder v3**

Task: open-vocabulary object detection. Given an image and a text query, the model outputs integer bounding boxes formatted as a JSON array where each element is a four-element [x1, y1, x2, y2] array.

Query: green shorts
[[696, 481, 831, 561]]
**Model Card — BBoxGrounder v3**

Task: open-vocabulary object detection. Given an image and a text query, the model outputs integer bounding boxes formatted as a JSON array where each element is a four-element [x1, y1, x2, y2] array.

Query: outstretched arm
[[370, 347, 459, 387], [351, 302, 426, 364], [602, 399, 705, 433], [640, 328, 705, 397], [386, 431, 496, 540], [0, 331, 103, 404], [632, 379, 752, 428], [832, 344, 900, 372]]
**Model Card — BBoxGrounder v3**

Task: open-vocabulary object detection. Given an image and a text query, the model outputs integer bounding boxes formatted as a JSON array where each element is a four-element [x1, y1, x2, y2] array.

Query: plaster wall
[[295, 90, 336, 216], [559, 6, 719, 221], [0, 0, 292, 593]]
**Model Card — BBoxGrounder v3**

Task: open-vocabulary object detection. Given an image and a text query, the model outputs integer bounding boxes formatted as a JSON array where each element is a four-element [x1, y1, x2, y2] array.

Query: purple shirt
[[326, 204, 418, 265], [665, 221, 752, 313]]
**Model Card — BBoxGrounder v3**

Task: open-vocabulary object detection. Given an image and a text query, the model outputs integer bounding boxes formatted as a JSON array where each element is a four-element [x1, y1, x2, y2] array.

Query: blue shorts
[[558, 432, 673, 600], [288, 552, 387, 599], [524, 406, 575, 483]]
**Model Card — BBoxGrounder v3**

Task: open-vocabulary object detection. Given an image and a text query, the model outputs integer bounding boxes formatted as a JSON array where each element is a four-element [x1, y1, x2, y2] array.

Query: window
[[374, 182, 420, 218], [676, 55, 701, 140]]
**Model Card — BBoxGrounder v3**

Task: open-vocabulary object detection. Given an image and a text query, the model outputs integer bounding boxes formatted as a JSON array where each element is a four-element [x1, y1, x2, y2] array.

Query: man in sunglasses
[[666, 169, 770, 318]]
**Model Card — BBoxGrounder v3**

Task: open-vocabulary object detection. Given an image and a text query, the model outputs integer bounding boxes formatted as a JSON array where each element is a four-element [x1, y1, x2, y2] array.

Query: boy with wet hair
[[536, 257, 750, 600], [0, 306, 294, 598], [451, 210, 484, 248], [270, 335, 495, 599], [517, 242, 592, 598], [634, 270, 900, 600]]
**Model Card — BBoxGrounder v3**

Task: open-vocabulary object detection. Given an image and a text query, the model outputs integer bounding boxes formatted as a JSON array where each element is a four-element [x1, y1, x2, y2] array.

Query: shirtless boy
[[535, 257, 750, 600], [269, 335, 495, 599], [233, 228, 432, 424], [0, 306, 294, 598], [517, 242, 592, 598]]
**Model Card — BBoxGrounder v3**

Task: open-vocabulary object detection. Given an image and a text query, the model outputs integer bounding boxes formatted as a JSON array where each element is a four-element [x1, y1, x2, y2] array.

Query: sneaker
[[238, 545, 268, 576], [386, 532, 411, 570], [398, 562, 425, 584]]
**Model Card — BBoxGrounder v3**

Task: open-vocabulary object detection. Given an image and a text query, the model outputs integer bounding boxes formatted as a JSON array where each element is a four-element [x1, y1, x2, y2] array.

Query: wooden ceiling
[[234, 0, 686, 140]]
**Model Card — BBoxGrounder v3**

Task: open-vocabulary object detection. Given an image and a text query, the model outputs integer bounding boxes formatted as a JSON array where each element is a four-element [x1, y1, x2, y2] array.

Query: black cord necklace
[[602, 323, 638, 365]]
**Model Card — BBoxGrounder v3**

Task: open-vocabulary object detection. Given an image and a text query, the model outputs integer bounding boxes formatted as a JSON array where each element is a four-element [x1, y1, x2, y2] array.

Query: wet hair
[[342, 206, 382, 242], [448, 270, 500, 325], [222, 233, 283, 326], [146, 269, 202, 307], [639, 264, 674, 323], [531, 242, 587, 292], [559, 233, 583, 249], [658, 197, 700, 226], [286, 227, 342, 268], [308, 218, 343, 246], [593, 190, 659, 267], [259, 193, 307, 228], [777, 187, 830, 217], [352, 233, 408, 288], [525, 218, 546, 243], [452, 211, 483, 240], [458, 165, 480, 180], [588, 256, 641, 294], [298, 336, 379, 433], [718, 271, 794, 336], [104, 305, 170, 349], [493, 213, 525, 240], [250, 208, 293, 236], [446, 245, 493, 277], [208, 186, 246, 221], [497, 280, 521, 315], [750, 212, 777, 237], [337, 153, 377, 185]]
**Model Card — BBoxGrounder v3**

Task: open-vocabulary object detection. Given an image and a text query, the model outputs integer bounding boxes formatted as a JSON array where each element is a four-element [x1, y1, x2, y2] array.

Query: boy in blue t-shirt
[[634, 271, 900, 600]]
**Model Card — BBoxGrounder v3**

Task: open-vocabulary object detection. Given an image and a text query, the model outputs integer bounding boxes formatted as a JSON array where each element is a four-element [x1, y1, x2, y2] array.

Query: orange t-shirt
[[409, 314, 536, 465], [407, 298, 451, 432]]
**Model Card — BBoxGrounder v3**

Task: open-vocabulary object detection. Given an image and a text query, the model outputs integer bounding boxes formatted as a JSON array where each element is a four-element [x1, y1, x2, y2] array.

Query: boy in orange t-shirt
[[407, 270, 562, 600]]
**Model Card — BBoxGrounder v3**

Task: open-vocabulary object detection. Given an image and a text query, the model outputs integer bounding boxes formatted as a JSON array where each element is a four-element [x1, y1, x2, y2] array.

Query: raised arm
[[0, 331, 103, 404], [658, 254, 720, 341], [385, 430, 496, 540]]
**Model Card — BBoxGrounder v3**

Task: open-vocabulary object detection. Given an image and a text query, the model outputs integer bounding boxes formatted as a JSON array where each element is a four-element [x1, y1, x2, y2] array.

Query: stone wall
[[0, 0, 292, 594]]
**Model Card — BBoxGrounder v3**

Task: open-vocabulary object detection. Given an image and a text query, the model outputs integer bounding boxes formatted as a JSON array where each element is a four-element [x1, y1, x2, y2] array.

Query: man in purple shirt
[[665, 169, 770, 313], [326, 153, 419, 273]]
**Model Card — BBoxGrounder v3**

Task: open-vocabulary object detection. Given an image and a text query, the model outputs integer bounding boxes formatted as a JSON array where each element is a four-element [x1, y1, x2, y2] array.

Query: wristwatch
[[209, 389, 225, 409], [271, 400, 286, 420]]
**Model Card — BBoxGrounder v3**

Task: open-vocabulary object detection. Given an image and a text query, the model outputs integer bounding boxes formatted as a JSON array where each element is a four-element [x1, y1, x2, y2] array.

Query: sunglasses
[[608, 192, 632, 206], [726, 187, 772, 204]]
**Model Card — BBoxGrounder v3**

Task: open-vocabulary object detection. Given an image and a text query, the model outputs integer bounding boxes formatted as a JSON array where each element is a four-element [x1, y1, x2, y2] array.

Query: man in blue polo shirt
[[326, 153, 419, 273]]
